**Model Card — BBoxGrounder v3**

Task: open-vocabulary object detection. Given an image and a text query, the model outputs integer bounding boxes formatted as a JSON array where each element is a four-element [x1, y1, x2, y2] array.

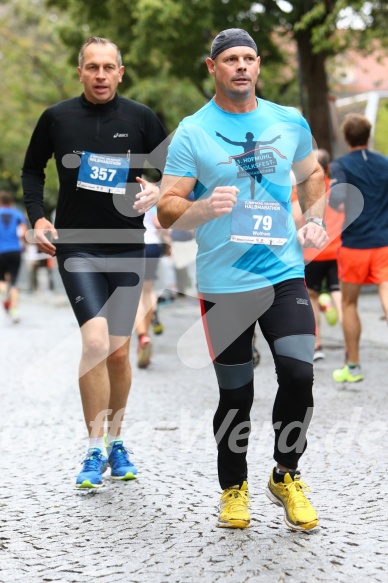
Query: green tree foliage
[[253, 1, 388, 152], [2, 0, 387, 202], [374, 99, 388, 155], [45, 0, 290, 131], [47, 0, 388, 154], [0, 0, 78, 210]]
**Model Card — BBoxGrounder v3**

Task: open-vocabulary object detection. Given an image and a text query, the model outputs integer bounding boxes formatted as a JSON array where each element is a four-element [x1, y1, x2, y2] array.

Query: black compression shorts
[[0, 251, 22, 287], [304, 259, 340, 293], [200, 278, 316, 365], [57, 248, 145, 336]]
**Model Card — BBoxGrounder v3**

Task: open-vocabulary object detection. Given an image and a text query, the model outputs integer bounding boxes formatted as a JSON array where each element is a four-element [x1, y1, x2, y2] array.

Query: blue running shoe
[[108, 440, 137, 480], [75, 448, 108, 489]]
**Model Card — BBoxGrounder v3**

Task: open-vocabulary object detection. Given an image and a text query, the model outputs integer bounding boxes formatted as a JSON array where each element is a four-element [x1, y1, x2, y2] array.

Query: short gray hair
[[78, 36, 122, 68]]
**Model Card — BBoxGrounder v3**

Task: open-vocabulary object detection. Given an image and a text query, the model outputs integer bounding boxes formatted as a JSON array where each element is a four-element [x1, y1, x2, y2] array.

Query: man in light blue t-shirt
[[158, 28, 328, 532]]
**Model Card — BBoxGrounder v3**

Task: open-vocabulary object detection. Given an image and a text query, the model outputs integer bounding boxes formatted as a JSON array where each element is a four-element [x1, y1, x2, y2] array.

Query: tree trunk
[[295, 29, 332, 157]]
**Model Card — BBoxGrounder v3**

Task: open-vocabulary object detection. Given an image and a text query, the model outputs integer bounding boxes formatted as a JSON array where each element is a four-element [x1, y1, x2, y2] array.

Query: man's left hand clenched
[[297, 222, 329, 249]]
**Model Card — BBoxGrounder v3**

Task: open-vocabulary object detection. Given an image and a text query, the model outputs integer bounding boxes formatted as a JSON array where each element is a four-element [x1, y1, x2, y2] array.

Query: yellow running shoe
[[266, 469, 319, 531], [333, 364, 363, 383], [318, 293, 337, 326], [217, 481, 251, 528]]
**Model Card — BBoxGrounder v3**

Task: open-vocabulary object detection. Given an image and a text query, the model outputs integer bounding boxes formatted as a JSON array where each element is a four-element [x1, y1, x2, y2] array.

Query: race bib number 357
[[77, 151, 130, 194]]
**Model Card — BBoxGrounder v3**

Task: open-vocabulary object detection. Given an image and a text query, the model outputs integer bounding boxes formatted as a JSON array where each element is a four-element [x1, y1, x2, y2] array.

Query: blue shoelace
[[109, 444, 133, 468], [81, 451, 104, 472]]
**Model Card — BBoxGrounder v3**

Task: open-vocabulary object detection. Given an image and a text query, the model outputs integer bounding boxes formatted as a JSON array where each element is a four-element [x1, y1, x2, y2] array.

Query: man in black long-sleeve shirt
[[22, 36, 168, 489]]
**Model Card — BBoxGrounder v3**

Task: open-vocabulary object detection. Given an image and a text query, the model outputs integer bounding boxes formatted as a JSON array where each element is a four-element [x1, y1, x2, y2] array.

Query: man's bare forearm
[[158, 174, 220, 230], [157, 192, 212, 230], [296, 164, 326, 218]]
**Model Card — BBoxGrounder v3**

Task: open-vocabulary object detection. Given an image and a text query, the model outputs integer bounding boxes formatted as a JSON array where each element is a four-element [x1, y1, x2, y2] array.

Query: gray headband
[[210, 28, 258, 60]]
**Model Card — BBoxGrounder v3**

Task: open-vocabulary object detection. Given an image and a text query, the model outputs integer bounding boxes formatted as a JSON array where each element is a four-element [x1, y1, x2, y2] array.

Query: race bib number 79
[[77, 151, 130, 195], [231, 199, 288, 245]]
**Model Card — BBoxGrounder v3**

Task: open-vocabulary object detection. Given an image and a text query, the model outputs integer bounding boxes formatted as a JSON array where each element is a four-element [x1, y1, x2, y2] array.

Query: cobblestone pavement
[[0, 289, 387, 583]]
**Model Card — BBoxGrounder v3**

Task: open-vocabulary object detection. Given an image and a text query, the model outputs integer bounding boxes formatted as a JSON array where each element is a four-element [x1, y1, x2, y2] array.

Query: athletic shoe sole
[[216, 519, 251, 528], [333, 376, 363, 383], [110, 472, 137, 481], [75, 480, 104, 490]]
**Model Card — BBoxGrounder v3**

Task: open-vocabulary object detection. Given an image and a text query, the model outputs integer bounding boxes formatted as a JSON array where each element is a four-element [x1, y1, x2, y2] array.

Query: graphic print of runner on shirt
[[215, 132, 282, 198]]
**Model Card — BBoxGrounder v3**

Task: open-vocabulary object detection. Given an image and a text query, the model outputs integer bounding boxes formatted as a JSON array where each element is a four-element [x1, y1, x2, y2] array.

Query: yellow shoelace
[[283, 479, 311, 508], [220, 488, 249, 511]]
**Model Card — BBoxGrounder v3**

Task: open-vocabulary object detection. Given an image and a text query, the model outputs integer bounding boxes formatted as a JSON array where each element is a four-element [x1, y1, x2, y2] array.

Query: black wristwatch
[[305, 217, 326, 230]]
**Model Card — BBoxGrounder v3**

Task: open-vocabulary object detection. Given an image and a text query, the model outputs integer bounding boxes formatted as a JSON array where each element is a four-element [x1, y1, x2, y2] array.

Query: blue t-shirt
[[329, 149, 388, 249], [164, 98, 312, 293], [0, 207, 26, 253]]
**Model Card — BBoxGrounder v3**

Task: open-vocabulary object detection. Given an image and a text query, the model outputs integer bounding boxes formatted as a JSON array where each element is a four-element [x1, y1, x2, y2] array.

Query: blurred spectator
[[135, 207, 170, 368], [0, 191, 27, 323], [169, 192, 197, 297], [170, 227, 197, 296], [25, 243, 55, 292], [292, 149, 344, 362]]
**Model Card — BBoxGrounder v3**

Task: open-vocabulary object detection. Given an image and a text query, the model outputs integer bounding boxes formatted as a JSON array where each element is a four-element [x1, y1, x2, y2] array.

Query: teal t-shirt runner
[[164, 98, 312, 294]]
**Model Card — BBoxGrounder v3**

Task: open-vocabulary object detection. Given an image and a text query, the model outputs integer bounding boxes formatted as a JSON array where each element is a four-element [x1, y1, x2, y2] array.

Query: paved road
[[0, 288, 387, 582]]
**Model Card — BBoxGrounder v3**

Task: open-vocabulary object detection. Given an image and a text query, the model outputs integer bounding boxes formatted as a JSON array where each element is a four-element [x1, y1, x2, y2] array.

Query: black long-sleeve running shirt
[[22, 93, 168, 254]]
